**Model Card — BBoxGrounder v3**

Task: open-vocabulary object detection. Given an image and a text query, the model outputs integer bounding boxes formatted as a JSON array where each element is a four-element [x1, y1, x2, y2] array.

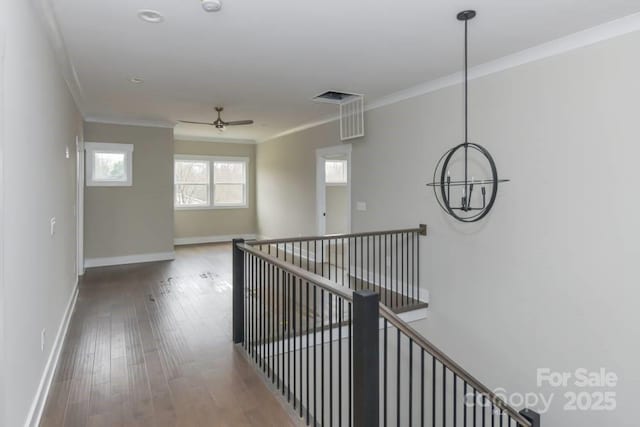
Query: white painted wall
[[352, 30, 640, 427], [2, 1, 81, 425], [257, 29, 640, 426]]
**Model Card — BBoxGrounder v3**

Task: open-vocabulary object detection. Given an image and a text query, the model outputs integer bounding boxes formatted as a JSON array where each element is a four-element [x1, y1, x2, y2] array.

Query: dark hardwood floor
[[41, 243, 298, 427]]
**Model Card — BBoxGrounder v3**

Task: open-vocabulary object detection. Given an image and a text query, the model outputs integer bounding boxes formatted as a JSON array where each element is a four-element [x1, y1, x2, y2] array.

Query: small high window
[[85, 142, 134, 186], [325, 160, 348, 185]]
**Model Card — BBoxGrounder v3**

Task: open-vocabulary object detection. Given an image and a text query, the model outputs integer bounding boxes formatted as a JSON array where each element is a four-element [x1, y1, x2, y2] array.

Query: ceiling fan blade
[[178, 120, 213, 126], [224, 120, 254, 126]]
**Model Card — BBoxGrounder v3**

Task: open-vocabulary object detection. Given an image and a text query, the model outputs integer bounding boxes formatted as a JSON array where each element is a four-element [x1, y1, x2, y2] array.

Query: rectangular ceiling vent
[[312, 90, 359, 104], [339, 95, 364, 141]]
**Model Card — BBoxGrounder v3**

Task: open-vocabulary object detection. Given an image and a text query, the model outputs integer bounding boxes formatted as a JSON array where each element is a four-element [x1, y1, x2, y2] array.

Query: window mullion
[[210, 160, 216, 207]]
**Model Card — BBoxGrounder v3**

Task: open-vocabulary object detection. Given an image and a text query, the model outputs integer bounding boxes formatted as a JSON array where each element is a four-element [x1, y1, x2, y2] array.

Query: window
[[325, 160, 348, 185], [175, 159, 210, 207], [85, 142, 133, 186], [174, 155, 248, 209]]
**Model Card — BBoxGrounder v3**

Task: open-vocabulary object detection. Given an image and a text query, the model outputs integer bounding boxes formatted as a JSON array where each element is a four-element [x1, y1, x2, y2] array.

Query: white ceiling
[[49, 0, 640, 142]]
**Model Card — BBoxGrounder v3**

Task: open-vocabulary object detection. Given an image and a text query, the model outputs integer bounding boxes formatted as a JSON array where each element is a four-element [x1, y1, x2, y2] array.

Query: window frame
[[174, 154, 249, 210], [85, 142, 134, 187]]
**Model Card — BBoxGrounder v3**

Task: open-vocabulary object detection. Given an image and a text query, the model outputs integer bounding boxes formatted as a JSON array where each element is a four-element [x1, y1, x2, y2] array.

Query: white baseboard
[[174, 234, 257, 246], [25, 278, 79, 427], [84, 251, 176, 268]]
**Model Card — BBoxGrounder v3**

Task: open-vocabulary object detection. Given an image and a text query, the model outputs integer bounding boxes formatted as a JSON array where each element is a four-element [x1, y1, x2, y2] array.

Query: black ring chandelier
[[427, 10, 509, 223]]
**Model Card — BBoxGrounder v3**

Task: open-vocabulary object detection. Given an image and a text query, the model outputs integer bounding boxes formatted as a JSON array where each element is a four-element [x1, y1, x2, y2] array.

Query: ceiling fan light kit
[[426, 10, 509, 223]]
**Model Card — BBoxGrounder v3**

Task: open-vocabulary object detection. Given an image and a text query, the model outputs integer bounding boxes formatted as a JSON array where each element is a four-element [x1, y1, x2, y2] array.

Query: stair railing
[[232, 228, 540, 427], [245, 225, 427, 312]]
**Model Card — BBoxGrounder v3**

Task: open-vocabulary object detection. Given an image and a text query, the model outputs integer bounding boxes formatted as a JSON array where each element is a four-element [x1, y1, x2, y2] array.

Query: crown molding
[[266, 12, 640, 142], [173, 134, 257, 144], [367, 11, 640, 112], [32, 0, 86, 114], [84, 116, 175, 129]]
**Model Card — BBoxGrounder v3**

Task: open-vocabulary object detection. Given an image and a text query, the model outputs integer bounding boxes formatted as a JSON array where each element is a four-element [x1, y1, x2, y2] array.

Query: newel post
[[353, 290, 379, 427], [232, 238, 245, 344], [519, 408, 541, 427]]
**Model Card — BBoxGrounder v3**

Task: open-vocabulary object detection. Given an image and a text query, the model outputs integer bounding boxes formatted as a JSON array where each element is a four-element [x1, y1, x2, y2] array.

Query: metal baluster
[[329, 293, 333, 427], [432, 357, 436, 427], [348, 237, 352, 289], [409, 339, 413, 427], [482, 395, 486, 427], [338, 297, 343, 427], [401, 233, 405, 307], [281, 269, 285, 394], [244, 253, 248, 352], [416, 232, 420, 303], [247, 254, 251, 357], [412, 232, 415, 304], [348, 301, 352, 427], [396, 329, 401, 427], [443, 366, 446, 427], [293, 275, 297, 409], [454, 374, 457, 427], [306, 280, 310, 424], [314, 286, 318, 424], [395, 234, 398, 309], [405, 232, 409, 306], [383, 318, 388, 427], [321, 289, 325, 425], [421, 349, 425, 427], [385, 234, 389, 306], [491, 403, 495, 427], [336, 239, 339, 287], [473, 388, 478, 427], [464, 382, 468, 427], [367, 235, 370, 290], [261, 258, 265, 370], [328, 238, 332, 281], [276, 267, 281, 389], [271, 265, 275, 383], [253, 255, 256, 361], [287, 272, 291, 401], [299, 279, 303, 418], [360, 236, 363, 290]]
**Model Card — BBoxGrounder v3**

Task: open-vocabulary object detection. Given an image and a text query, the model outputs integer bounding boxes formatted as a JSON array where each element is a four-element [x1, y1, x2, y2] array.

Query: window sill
[[175, 205, 249, 211]]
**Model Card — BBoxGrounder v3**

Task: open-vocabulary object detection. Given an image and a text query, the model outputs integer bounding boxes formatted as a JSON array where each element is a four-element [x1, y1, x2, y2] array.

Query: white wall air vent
[[339, 95, 364, 141]]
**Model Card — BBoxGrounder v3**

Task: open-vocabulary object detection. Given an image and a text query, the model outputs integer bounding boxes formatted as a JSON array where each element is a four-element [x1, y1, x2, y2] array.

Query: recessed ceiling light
[[129, 77, 144, 84], [138, 9, 164, 23], [202, 0, 222, 12]]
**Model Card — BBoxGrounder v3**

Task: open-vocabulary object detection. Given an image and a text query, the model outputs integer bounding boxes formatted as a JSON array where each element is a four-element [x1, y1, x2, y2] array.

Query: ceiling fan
[[179, 107, 254, 131]]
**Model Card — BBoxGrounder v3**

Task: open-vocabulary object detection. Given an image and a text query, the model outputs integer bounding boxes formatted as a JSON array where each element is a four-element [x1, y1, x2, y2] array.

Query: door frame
[[76, 135, 84, 275], [316, 144, 352, 236]]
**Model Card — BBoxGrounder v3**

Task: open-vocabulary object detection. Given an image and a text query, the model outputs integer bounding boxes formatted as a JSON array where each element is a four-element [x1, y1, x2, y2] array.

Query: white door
[[316, 144, 352, 236]]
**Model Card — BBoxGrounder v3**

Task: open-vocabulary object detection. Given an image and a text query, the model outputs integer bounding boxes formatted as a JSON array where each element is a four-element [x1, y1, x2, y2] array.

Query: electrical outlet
[[356, 201, 367, 211], [65, 145, 70, 159], [41, 329, 46, 352]]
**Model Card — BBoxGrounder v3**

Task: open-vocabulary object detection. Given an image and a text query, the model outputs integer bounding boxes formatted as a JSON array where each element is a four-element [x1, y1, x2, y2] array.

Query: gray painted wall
[[256, 30, 640, 425], [2, 2, 82, 425], [256, 122, 339, 238], [83, 123, 174, 259], [174, 139, 257, 239]]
